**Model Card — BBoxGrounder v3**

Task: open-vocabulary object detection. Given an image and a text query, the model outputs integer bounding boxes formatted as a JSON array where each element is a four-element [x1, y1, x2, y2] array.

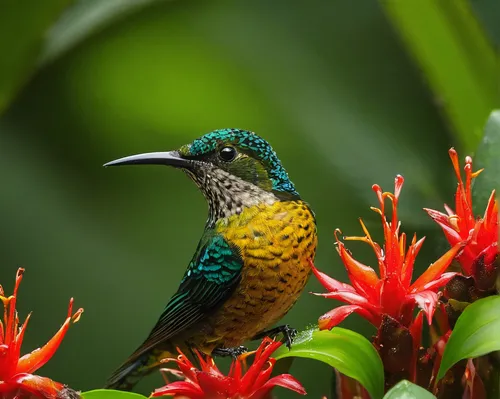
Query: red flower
[[152, 337, 306, 399], [425, 148, 498, 277], [0, 268, 83, 399], [312, 175, 465, 330]]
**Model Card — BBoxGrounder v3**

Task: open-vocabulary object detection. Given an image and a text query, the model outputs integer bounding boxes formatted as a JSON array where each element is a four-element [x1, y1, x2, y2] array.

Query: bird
[[104, 128, 317, 391]]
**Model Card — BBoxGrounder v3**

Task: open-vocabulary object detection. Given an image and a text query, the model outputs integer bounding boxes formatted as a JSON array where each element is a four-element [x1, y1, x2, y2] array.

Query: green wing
[[130, 234, 243, 358]]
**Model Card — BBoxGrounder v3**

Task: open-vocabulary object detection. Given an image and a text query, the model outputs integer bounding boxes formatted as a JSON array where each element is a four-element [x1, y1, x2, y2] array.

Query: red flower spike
[[317, 304, 379, 330], [425, 148, 498, 276], [0, 268, 83, 399], [152, 337, 306, 399], [313, 175, 464, 330], [463, 359, 486, 399]]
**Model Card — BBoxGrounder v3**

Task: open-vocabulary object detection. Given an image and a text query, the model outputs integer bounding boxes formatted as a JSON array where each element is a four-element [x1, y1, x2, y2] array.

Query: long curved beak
[[104, 151, 191, 168]]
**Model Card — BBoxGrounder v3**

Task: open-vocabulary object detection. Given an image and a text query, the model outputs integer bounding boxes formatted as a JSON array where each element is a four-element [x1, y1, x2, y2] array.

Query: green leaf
[[274, 328, 384, 399], [472, 110, 500, 213], [383, 380, 436, 399], [39, 0, 167, 66], [380, 0, 500, 153], [438, 295, 500, 380], [82, 390, 148, 399], [0, 0, 72, 114]]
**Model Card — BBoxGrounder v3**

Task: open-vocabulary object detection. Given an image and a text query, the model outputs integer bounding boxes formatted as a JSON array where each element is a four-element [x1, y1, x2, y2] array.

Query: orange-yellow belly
[[188, 200, 317, 351]]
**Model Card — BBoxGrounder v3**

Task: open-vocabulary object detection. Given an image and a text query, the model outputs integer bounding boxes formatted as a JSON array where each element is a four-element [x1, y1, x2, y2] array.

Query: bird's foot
[[253, 324, 297, 349], [212, 345, 248, 358]]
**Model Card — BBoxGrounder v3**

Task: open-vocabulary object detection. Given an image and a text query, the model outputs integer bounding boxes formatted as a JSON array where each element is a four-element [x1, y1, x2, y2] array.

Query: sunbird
[[104, 129, 317, 391]]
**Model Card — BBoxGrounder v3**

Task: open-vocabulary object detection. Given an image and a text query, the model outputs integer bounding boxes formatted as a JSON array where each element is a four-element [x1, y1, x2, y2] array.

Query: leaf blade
[[82, 389, 148, 399], [472, 110, 500, 212], [0, 0, 71, 113], [438, 295, 500, 380], [39, 0, 168, 67], [383, 380, 436, 399], [274, 328, 384, 399], [381, 0, 500, 153]]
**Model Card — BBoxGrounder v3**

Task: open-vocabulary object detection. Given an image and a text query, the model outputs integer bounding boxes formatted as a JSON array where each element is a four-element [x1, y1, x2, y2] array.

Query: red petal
[[240, 339, 281, 394], [197, 351, 222, 377], [310, 261, 356, 293], [4, 373, 65, 399], [482, 190, 497, 231], [410, 241, 465, 292], [5, 313, 32, 378], [336, 241, 379, 299], [444, 204, 455, 216], [401, 235, 425, 288], [425, 208, 464, 245], [152, 380, 205, 399], [315, 291, 380, 313], [174, 352, 200, 383], [424, 208, 451, 226], [251, 359, 274, 393], [394, 175, 404, 199], [406, 291, 438, 325], [252, 374, 306, 399], [379, 274, 407, 320], [3, 269, 24, 346], [419, 272, 457, 292], [16, 299, 83, 374], [197, 372, 233, 398], [318, 305, 379, 330], [160, 367, 185, 379]]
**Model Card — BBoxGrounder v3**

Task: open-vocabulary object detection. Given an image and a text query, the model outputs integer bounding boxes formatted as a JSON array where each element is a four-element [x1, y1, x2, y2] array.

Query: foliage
[[82, 390, 147, 399], [274, 328, 384, 399], [383, 380, 436, 399], [0, 1, 499, 398], [0, 0, 70, 113], [438, 295, 500, 380], [381, 0, 500, 153], [473, 110, 500, 208]]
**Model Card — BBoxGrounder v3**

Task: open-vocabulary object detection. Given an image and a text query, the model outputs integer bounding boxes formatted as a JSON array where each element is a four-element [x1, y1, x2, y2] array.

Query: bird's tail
[[105, 348, 175, 391]]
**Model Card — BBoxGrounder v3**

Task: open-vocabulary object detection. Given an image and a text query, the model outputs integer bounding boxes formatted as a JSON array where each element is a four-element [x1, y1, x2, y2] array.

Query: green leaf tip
[[82, 389, 148, 399], [438, 295, 500, 380], [383, 380, 436, 399], [274, 327, 384, 399], [381, 1, 499, 153], [472, 109, 500, 212]]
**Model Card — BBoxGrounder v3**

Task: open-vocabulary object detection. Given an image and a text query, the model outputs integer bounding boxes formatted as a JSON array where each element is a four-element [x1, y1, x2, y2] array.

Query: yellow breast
[[192, 200, 317, 351]]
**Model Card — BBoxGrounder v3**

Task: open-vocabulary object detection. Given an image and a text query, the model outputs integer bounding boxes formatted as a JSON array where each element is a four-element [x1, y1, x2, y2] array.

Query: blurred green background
[[1, 0, 499, 398]]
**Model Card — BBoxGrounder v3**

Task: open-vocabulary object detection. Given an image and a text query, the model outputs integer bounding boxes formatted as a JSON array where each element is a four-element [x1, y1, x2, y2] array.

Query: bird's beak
[[104, 151, 191, 168]]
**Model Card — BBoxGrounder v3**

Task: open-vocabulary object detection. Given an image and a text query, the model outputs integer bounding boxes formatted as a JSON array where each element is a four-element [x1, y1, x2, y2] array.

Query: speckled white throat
[[186, 166, 278, 228]]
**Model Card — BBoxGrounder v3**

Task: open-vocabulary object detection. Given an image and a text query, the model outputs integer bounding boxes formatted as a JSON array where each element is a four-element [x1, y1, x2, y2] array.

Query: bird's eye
[[218, 146, 237, 162]]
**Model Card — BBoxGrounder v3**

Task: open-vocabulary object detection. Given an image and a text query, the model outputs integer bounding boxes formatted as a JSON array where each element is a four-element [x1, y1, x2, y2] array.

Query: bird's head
[[105, 129, 299, 225]]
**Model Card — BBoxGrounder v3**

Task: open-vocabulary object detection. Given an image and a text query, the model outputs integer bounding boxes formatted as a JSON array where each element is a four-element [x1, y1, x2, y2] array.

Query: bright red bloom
[[152, 337, 306, 399], [0, 268, 83, 399], [425, 148, 498, 276], [312, 175, 465, 330]]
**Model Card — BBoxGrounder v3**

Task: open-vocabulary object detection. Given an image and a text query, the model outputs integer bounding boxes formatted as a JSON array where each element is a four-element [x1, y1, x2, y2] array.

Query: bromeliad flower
[[312, 175, 466, 331], [0, 268, 83, 399], [152, 337, 306, 399], [425, 148, 498, 287]]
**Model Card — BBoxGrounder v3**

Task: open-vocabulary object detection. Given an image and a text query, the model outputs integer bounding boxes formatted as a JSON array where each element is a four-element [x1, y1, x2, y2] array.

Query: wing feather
[[127, 235, 242, 360]]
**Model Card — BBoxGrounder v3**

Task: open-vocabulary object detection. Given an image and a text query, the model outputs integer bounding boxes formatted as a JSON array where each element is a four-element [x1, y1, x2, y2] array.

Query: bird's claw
[[213, 345, 248, 358], [252, 324, 297, 349], [281, 325, 297, 350]]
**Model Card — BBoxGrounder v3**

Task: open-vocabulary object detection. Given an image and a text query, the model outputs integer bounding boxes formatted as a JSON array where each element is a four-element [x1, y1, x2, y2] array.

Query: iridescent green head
[[105, 129, 299, 224], [178, 129, 297, 196]]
